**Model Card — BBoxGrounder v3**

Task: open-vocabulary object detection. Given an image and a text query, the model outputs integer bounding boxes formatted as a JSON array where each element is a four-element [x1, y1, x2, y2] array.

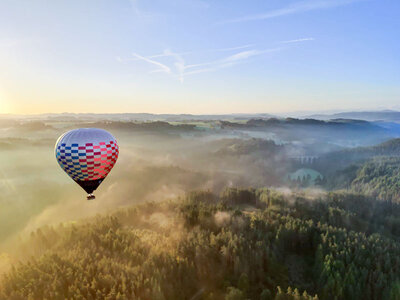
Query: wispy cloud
[[149, 51, 193, 59], [222, 49, 262, 63], [279, 38, 315, 44], [220, 0, 366, 24], [183, 47, 283, 77], [178, 47, 283, 79], [125, 44, 255, 62], [120, 47, 283, 82], [163, 49, 186, 83], [116, 44, 261, 81], [119, 43, 293, 82], [131, 52, 171, 74], [212, 44, 255, 52]]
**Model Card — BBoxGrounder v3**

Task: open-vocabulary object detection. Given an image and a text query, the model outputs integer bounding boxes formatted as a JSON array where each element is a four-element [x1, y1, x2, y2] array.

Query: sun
[[0, 92, 10, 114], [0, 100, 5, 113]]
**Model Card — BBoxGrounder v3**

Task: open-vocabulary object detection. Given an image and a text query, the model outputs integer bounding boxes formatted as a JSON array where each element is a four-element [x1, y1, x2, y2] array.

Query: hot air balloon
[[55, 128, 119, 200]]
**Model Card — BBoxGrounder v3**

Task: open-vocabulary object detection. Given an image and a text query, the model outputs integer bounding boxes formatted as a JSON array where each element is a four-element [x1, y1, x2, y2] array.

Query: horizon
[[2, 108, 400, 118]]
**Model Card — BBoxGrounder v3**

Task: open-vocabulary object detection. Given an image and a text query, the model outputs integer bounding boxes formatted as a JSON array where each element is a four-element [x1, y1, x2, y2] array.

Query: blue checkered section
[[56, 143, 90, 181]]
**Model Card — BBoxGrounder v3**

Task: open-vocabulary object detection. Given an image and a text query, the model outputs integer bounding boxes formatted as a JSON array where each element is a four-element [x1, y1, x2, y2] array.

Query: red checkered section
[[79, 140, 119, 181]]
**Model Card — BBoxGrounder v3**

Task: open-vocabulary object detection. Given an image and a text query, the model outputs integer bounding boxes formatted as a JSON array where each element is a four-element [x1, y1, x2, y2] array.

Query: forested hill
[[367, 138, 400, 155], [219, 118, 396, 147], [220, 117, 384, 129], [79, 121, 197, 132], [314, 138, 400, 173], [2, 189, 400, 300], [332, 138, 400, 158], [308, 111, 400, 122], [328, 157, 400, 203]]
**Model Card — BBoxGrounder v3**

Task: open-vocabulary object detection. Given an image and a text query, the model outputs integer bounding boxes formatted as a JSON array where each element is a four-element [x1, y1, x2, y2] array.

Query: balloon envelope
[[55, 128, 119, 198]]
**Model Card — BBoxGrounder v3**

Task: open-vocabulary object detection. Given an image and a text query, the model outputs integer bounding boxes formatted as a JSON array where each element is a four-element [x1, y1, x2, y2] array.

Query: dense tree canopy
[[2, 188, 400, 299], [329, 157, 400, 202]]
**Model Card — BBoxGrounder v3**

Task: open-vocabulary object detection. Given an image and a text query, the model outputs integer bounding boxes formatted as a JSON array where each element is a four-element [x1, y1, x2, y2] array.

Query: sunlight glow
[[0, 89, 10, 114]]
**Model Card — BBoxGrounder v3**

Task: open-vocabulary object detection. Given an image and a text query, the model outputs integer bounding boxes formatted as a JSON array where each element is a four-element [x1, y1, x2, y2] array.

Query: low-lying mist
[[0, 121, 283, 251], [1, 115, 400, 275]]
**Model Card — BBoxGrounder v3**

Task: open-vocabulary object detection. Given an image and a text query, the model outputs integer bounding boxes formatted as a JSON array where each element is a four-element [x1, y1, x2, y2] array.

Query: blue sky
[[0, 0, 399, 114]]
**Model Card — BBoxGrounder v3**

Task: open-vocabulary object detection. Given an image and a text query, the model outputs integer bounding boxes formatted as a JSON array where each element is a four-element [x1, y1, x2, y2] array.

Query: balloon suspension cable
[[87, 194, 96, 201]]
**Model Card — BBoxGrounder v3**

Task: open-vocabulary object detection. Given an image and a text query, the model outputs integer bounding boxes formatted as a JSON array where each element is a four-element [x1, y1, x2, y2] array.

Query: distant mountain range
[[0, 113, 275, 122], [2, 110, 400, 122], [307, 110, 400, 122]]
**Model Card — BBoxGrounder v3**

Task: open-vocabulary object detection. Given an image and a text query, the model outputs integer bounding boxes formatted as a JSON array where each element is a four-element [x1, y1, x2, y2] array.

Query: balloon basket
[[87, 194, 96, 200]]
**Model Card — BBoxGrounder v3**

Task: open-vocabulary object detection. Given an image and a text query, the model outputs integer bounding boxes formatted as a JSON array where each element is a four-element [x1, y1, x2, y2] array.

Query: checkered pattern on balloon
[[56, 140, 119, 182]]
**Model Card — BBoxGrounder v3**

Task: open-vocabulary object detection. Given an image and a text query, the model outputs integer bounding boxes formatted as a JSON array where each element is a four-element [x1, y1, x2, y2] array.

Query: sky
[[0, 0, 399, 114]]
